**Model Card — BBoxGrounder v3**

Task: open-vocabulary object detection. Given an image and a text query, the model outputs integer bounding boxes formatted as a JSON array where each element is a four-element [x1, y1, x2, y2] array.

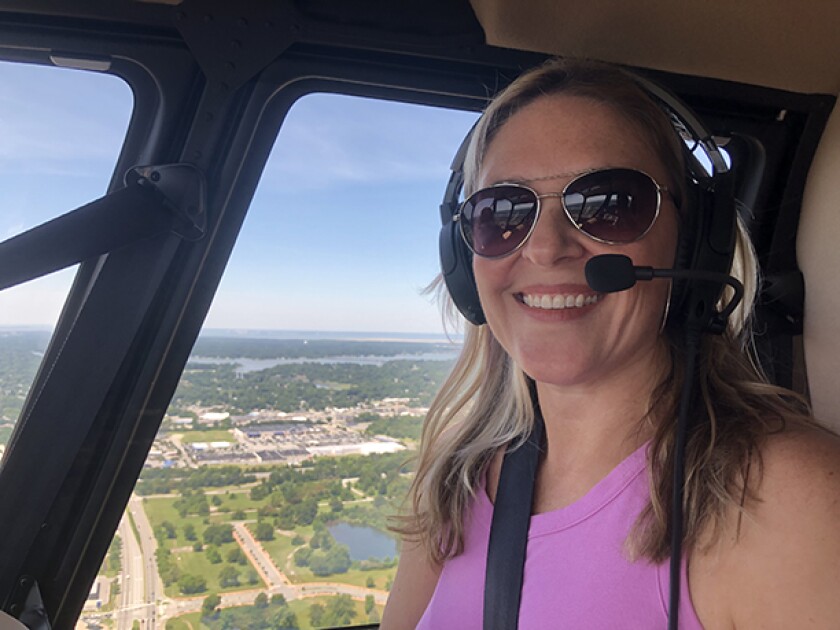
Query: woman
[[382, 59, 840, 628]]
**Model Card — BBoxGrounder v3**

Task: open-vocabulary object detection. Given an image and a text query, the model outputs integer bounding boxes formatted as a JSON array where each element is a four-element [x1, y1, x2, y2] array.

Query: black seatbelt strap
[[483, 408, 545, 630]]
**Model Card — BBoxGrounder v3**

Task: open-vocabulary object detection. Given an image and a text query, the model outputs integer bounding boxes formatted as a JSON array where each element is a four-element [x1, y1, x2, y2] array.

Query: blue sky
[[0, 61, 478, 334]]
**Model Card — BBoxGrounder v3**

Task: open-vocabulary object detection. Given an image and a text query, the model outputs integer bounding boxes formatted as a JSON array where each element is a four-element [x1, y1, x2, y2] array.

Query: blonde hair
[[394, 58, 821, 564]]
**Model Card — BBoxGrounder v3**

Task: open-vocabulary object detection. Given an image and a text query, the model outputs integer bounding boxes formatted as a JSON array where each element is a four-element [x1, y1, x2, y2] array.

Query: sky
[[0, 60, 478, 334]]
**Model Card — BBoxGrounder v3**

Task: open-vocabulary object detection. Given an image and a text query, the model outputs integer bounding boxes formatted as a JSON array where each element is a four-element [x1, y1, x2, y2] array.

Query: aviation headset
[[438, 66, 737, 336]]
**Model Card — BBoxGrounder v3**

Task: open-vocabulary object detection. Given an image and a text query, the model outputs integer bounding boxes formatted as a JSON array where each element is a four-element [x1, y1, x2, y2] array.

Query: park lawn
[[285, 563, 395, 591], [168, 545, 265, 597], [209, 490, 263, 513], [164, 611, 202, 630], [143, 497, 214, 549], [178, 430, 236, 443], [258, 532, 298, 572]]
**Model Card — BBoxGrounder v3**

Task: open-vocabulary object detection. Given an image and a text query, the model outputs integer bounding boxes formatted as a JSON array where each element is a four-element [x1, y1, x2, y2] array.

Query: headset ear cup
[[439, 219, 485, 325]]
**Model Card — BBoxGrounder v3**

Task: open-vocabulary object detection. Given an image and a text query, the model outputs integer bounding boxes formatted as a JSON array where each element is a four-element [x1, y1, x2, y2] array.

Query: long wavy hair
[[394, 58, 822, 565]]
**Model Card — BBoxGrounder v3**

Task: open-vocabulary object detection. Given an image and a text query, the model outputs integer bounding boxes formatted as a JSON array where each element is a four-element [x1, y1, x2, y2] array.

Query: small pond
[[328, 522, 398, 561]]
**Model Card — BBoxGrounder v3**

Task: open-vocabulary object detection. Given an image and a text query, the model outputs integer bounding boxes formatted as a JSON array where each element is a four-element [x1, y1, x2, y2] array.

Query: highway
[[115, 515, 146, 630]]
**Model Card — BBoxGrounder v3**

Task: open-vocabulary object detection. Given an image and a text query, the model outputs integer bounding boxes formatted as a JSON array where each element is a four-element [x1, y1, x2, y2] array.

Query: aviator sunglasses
[[455, 167, 671, 258]]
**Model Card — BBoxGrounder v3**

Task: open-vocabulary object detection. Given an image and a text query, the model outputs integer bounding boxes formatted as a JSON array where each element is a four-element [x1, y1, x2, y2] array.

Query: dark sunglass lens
[[563, 169, 658, 242], [461, 186, 538, 257]]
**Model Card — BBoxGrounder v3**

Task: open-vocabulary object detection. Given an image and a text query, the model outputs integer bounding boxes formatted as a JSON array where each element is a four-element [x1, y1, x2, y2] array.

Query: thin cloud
[[0, 62, 132, 175], [261, 94, 478, 189]]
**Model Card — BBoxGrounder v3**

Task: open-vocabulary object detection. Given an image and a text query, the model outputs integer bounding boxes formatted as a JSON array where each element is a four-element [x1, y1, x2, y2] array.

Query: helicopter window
[[84, 93, 477, 628], [0, 60, 132, 460]]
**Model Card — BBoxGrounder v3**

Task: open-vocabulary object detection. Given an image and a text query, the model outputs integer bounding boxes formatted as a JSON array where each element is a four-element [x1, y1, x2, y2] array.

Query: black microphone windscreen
[[585, 254, 637, 293]]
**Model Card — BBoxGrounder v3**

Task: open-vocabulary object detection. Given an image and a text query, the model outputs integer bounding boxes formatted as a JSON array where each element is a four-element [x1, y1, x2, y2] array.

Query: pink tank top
[[416, 442, 704, 629]]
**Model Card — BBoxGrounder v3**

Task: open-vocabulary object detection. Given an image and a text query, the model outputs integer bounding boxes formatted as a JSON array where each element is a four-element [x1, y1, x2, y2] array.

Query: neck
[[533, 339, 670, 477]]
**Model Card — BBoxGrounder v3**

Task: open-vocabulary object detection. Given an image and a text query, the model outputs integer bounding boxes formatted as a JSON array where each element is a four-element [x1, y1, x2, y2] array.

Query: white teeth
[[521, 293, 600, 310]]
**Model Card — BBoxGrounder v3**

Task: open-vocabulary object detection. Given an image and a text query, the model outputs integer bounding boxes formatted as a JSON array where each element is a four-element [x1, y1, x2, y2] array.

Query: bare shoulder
[[380, 538, 442, 630], [751, 425, 840, 531], [726, 426, 840, 628]]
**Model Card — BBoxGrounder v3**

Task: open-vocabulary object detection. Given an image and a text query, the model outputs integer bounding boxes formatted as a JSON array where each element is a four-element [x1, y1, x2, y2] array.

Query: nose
[[520, 197, 585, 266]]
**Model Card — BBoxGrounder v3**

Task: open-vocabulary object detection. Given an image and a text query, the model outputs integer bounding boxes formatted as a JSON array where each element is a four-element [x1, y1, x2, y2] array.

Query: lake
[[190, 351, 458, 373], [328, 522, 398, 561]]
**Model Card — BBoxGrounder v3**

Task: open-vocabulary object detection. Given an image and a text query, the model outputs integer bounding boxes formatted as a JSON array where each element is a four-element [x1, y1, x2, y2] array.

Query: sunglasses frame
[[454, 167, 669, 259]]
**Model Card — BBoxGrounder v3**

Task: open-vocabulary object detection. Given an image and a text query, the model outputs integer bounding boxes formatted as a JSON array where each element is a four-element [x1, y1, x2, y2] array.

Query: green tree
[[294, 500, 318, 526], [365, 595, 375, 615], [309, 545, 351, 576], [271, 593, 287, 606], [269, 608, 300, 629], [254, 521, 275, 541], [281, 483, 302, 504], [159, 520, 176, 539], [226, 546, 247, 564], [201, 593, 221, 618], [206, 546, 222, 564], [183, 523, 197, 541], [250, 483, 270, 501], [309, 528, 332, 550], [178, 574, 207, 595], [293, 547, 312, 567], [309, 603, 324, 627], [277, 505, 296, 530], [203, 524, 234, 545], [254, 592, 269, 608], [329, 496, 343, 513], [245, 567, 259, 585], [366, 576, 375, 588], [219, 565, 240, 588], [321, 594, 356, 626]]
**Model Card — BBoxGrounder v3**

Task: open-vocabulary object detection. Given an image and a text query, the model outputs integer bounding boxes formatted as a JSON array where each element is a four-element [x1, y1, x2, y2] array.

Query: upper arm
[[380, 538, 442, 630], [727, 429, 840, 628]]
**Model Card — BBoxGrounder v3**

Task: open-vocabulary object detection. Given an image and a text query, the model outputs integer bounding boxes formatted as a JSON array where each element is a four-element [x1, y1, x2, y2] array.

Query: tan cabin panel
[[470, 0, 840, 94], [800, 102, 840, 432]]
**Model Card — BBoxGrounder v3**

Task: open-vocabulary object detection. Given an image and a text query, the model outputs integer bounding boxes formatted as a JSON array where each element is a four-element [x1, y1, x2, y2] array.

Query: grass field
[[257, 530, 298, 571], [178, 430, 236, 443], [164, 611, 201, 630], [169, 544, 264, 596], [285, 563, 395, 590]]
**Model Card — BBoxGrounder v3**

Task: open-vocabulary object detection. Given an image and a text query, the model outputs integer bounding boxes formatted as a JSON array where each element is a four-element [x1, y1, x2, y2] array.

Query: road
[[232, 522, 297, 597], [115, 515, 146, 630], [126, 496, 163, 628]]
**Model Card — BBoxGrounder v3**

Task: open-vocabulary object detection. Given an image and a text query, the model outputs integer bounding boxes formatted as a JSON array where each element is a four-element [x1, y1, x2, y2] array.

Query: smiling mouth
[[517, 292, 602, 310]]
